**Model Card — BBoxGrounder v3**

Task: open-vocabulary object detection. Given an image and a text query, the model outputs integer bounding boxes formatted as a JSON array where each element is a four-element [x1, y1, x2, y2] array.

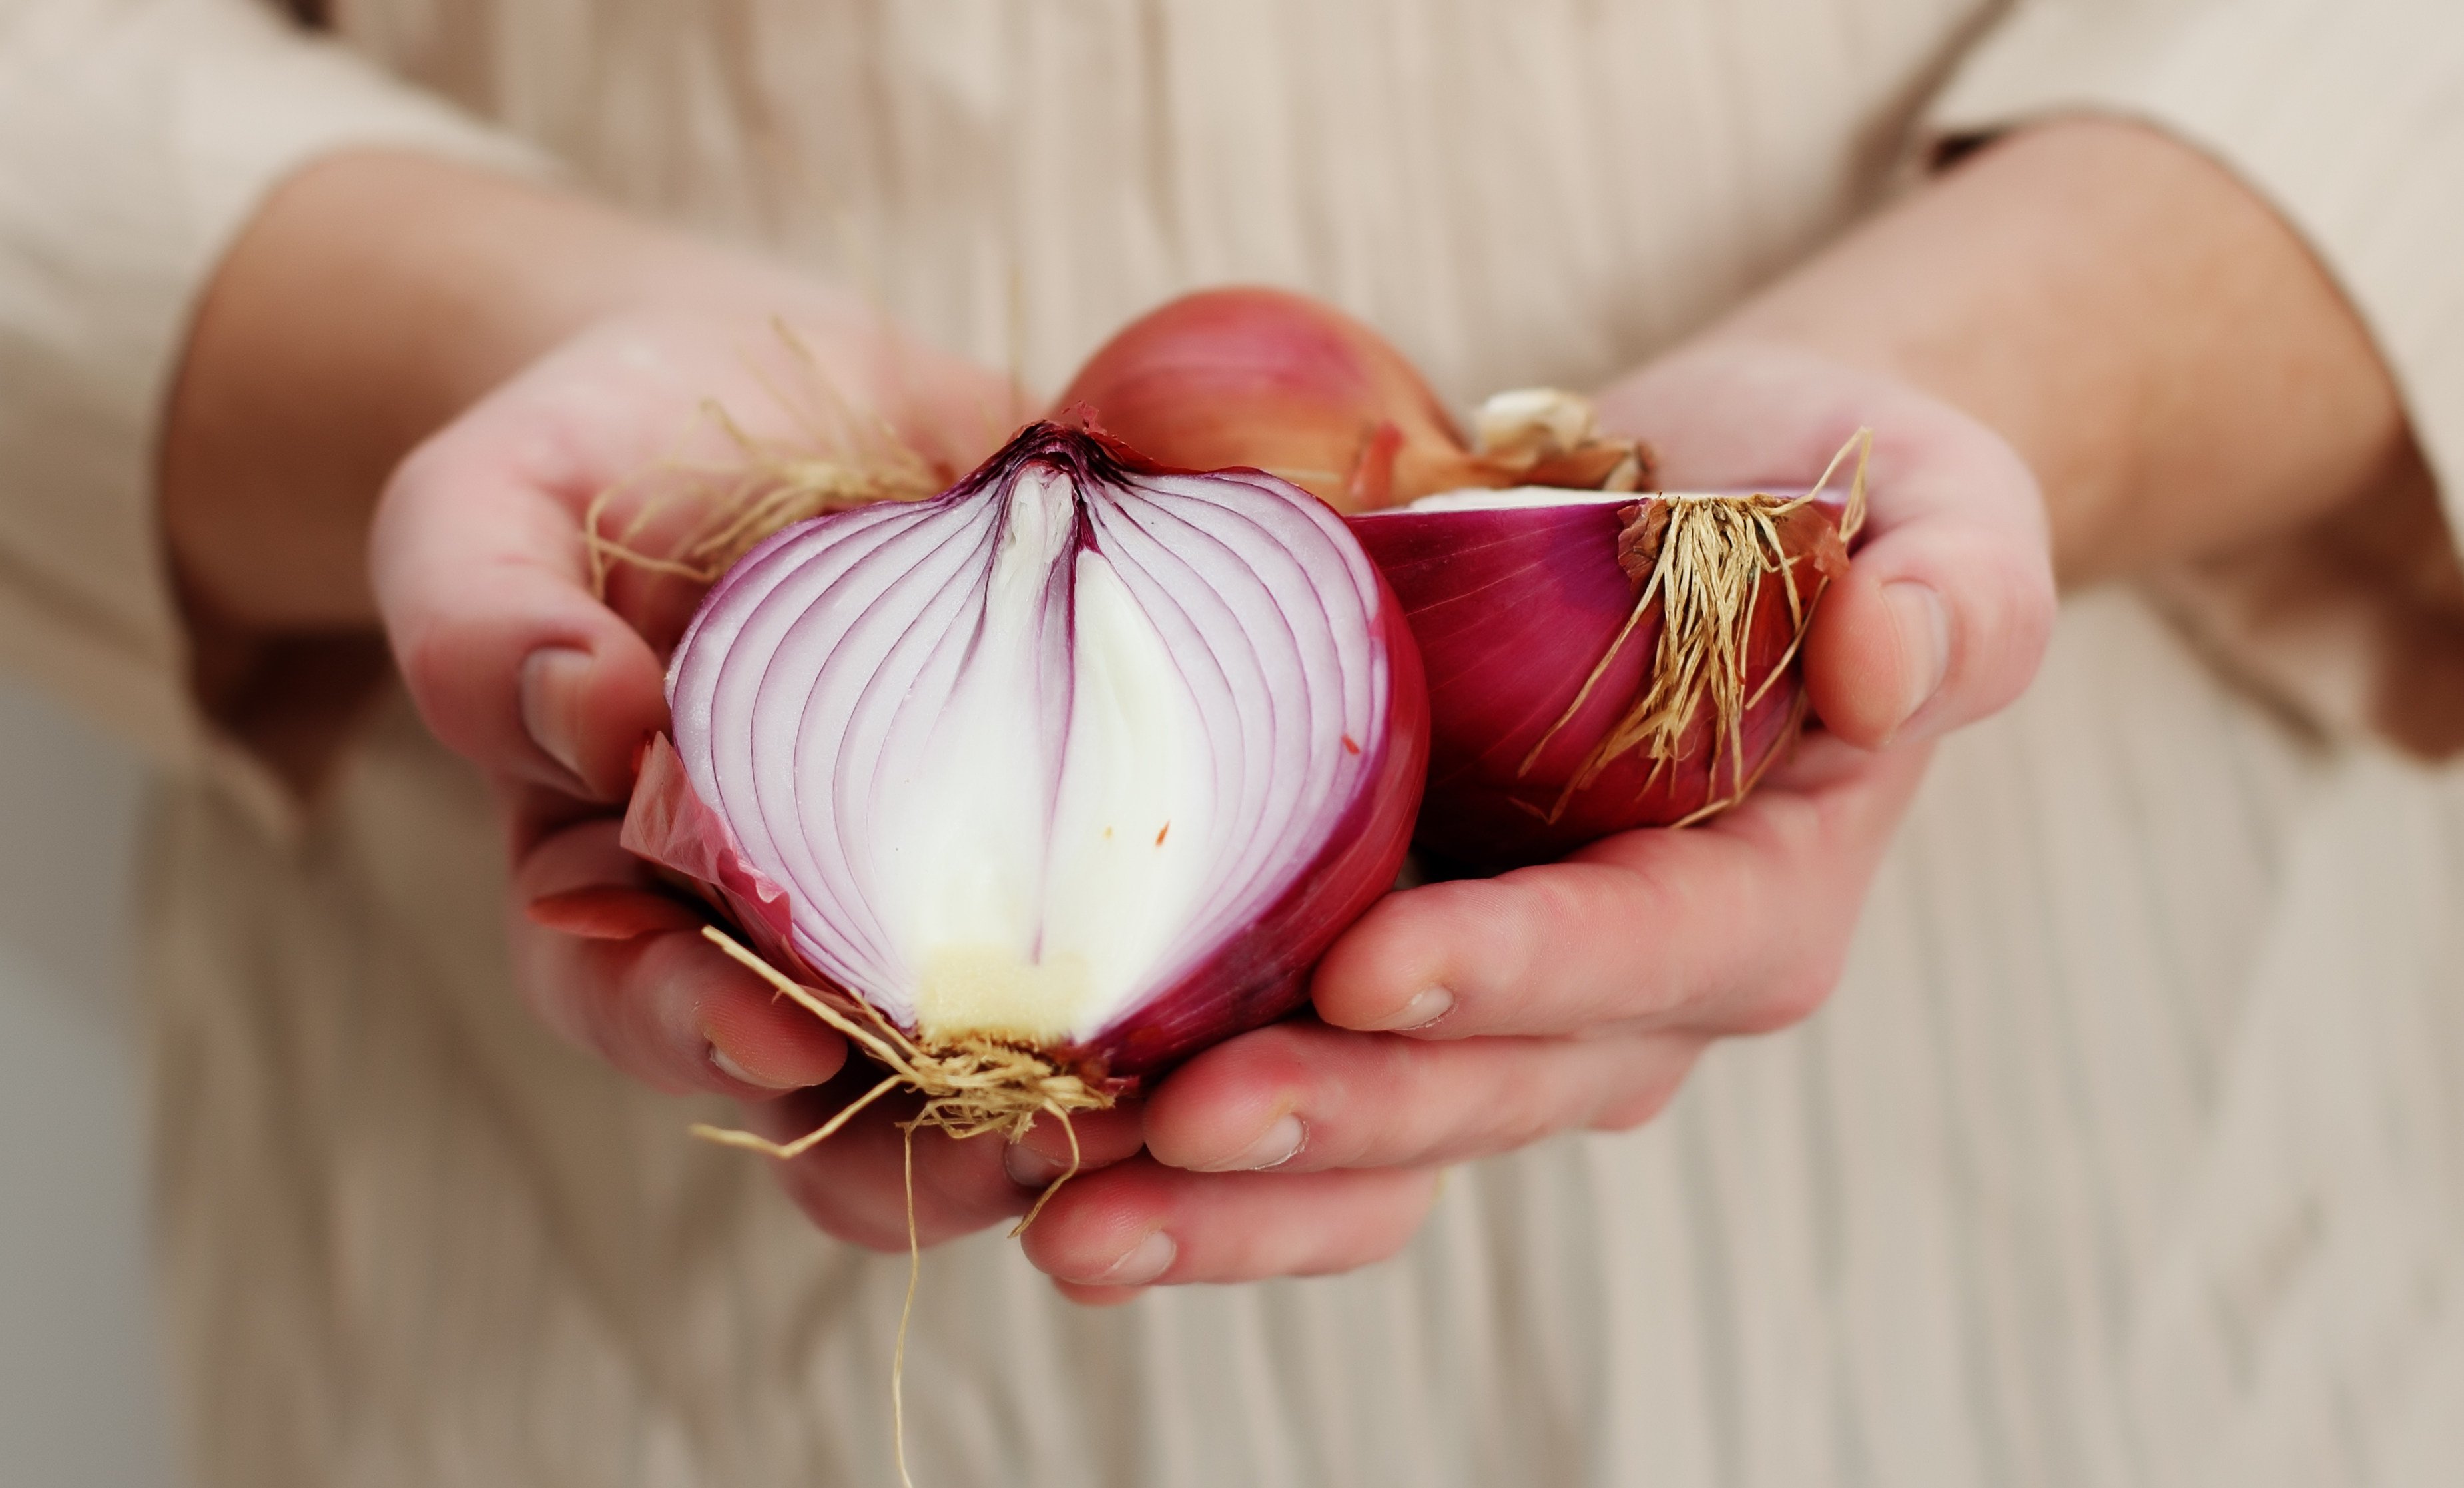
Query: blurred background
[[0, 681, 183, 1486]]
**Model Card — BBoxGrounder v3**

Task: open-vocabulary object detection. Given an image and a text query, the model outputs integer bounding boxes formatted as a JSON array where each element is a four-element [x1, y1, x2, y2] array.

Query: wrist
[[1692, 119, 2413, 589]]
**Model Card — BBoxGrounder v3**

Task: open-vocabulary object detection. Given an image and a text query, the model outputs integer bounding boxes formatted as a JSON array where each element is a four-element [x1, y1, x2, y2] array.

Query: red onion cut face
[[625, 420, 1427, 1088], [1346, 435, 1865, 871]]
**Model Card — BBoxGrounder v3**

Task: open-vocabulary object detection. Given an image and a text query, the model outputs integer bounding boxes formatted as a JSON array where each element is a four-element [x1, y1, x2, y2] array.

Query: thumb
[[372, 421, 669, 801], [1803, 422, 2055, 748]]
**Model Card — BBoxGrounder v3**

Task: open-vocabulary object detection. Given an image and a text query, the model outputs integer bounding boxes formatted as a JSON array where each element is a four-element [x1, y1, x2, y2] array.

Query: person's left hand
[[373, 299, 1159, 1253], [1008, 339, 2056, 1302]]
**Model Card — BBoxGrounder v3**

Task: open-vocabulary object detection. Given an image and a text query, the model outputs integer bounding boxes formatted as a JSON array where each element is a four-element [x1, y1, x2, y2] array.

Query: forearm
[[1677, 117, 2423, 587], [160, 151, 840, 631]]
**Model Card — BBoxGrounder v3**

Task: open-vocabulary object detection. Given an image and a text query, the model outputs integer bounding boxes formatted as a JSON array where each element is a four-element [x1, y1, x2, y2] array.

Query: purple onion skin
[[625, 422, 1431, 1092], [1347, 498, 1839, 873]]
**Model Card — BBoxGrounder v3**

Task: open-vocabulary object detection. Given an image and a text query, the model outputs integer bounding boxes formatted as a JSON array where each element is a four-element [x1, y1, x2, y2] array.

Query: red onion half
[[621, 420, 1426, 1089], [1348, 438, 1865, 871]]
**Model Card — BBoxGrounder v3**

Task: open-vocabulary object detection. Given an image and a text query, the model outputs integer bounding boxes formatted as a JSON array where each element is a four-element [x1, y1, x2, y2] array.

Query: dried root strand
[[583, 320, 958, 600], [687, 926, 1115, 1488], [686, 926, 1113, 1228], [1524, 429, 1872, 824]]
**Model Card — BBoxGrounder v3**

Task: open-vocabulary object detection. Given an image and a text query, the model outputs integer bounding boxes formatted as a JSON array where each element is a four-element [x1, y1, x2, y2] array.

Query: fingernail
[[1215, 1113, 1305, 1172], [1364, 987, 1453, 1032], [709, 1041, 796, 1090], [1004, 1140, 1068, 1188], [520, 646, 594, 781], [1091, 1230, 1175, 1286], [1883, 581, 1949, 729]]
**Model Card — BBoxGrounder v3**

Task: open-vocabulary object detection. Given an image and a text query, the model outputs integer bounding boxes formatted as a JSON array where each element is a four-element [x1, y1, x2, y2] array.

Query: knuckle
[[391, 609, 506, 739], [1351, 1226, 1419, 1270], [392, 621, 461, 712], [1382, 1060, 1561, 1166], [780, 1177, 910, 1254], [1955, 538, 2057, 710], [1315, 1189, 1436, 1274], [1987, 548, 2057, 641], [1494, 1076, 1584, 1151], [1584, 1039, 1703, 1132], [1731, 958, 1841, 1034], [1588, 1080, 1678, 1132], [506, 936, 591, 1050]]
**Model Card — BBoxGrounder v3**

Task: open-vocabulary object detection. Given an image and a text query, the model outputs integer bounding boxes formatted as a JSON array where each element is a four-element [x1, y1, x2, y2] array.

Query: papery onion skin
[[623, 733, 807, 974], [1347, 492, 1848, 871], [1057, 287, 1654, 512], [1056, 286, 1492, 512], [621, 420, 1428, 1090]]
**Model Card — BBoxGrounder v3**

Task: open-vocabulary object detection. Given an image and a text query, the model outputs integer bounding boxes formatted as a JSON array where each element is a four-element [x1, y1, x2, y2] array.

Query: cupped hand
[[370, 300, 1162, 1250], [1014, 340, 2056, 1302]]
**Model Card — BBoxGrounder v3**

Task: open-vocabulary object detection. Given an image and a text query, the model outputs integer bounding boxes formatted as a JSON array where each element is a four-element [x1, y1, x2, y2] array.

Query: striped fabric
[[4, 1, 2461, 1483], [145, 593, 2464, 1487]]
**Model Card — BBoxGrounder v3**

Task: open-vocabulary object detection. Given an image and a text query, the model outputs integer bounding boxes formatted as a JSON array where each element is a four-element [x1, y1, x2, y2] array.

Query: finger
[[1018, 1156, 1438, 1294], [748, 1081, 1147, 1253], [1142, 1020, 1703, 1174], [526, 885, 707, 940], [371, 388, 673, 802], [1802, 419, 2054, 747], [1311, 741, 1930, 1040], [1047, 1280, 1153, 1307], [511, 815, 847, 1094], [1000, 1103, 1151, 1190], [753, 1077, 1028, 1250]]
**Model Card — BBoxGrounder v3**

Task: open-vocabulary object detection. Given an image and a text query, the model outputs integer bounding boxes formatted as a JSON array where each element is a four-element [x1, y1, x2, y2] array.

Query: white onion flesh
[[1386, 484, 1632, 514]]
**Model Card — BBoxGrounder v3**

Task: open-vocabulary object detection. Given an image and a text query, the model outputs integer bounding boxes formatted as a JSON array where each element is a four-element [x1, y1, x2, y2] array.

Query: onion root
[[1528, 428, 1871, 825]]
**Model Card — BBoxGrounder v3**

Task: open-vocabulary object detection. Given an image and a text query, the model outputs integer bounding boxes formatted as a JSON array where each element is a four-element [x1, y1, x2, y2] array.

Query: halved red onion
[[621, 420, 1427, 1088], [1347, 461, 1860, 871]]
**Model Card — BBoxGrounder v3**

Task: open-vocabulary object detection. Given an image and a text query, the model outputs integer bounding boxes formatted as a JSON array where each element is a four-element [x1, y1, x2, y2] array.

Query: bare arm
[[162, 153, 761, 631], [1712, 117, 2425, 587], [160, 150, 1002, 789]]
